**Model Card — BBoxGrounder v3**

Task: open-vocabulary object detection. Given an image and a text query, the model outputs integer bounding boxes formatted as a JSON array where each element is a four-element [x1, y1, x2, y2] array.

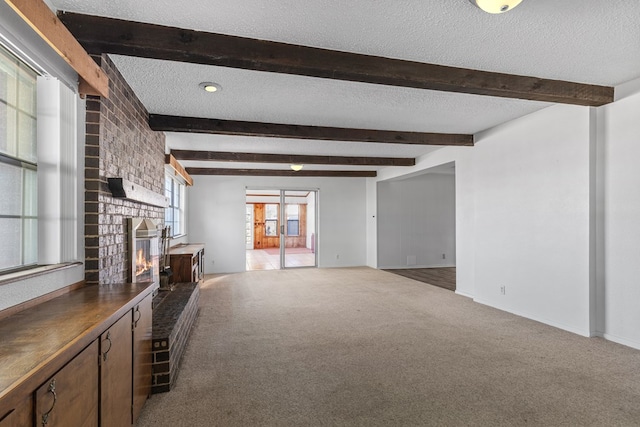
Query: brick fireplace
[[84, 54, 165, 286]]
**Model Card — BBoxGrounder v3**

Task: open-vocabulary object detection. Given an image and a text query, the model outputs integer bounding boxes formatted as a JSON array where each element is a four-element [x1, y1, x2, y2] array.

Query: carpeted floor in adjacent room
[[136, 267, 640, 426]]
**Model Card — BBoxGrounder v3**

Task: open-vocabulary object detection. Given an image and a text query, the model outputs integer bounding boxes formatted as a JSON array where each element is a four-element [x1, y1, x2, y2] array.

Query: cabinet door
[[100, 312, 133, 427], [0, 393, 32, 427], [132, 293, 152, 423], [35, 340, 99, 427], [169, 254, 188, 283]]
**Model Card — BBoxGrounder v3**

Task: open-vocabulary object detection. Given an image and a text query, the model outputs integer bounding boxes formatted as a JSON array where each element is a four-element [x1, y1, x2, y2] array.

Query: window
[[165, 174, 185, 237], [0, 43, 38, 272], [286, 204, 299, 236], [265, 204, 278, 237]]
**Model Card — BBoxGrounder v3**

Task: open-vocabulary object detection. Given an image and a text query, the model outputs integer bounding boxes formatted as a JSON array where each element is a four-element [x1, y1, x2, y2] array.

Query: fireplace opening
[[129, 218, 160, 294], [136, 240, 153, 282]]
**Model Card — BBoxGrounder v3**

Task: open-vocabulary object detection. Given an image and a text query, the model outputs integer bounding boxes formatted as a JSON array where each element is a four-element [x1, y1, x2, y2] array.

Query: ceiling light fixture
[[469, 0, 523, 13], [290, 164, 304, 172], [199, 82, 221, 93]]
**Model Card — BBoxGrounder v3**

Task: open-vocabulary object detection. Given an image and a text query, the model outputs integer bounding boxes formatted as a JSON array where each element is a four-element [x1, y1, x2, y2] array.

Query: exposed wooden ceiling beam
[[58, 12, 613, 106], [151, 115, 472, 146], [186, 168, 376, 178], [165, 154, 194, 186], [171, 149, 415, 167], [6, 1, 108, 97]]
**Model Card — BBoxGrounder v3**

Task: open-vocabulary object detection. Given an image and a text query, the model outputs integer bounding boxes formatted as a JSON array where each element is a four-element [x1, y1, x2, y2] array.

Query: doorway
[[377, 163, 456, 291], [245, 189, 318, 270]]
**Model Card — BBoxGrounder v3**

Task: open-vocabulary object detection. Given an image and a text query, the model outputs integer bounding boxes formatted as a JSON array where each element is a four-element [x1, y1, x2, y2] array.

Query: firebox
[[128, 218, 160, 294]]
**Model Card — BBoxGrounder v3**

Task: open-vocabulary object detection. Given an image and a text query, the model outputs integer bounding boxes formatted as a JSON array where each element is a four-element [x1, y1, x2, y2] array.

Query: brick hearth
[[151, 283, 200, 393]]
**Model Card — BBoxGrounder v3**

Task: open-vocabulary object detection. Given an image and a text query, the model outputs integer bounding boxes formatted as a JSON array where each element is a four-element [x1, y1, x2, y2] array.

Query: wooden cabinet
[[0, 283, 153, 427], [132, 294, 153, 422], [35, 340, 99, 427], [169, 244, 205, 283]]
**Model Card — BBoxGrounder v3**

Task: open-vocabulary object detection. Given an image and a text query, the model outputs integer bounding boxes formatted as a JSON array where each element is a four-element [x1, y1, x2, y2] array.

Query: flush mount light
[[199, 82, 221, 93], [290, 164, 304, 172], [469, 0, 523, 13]]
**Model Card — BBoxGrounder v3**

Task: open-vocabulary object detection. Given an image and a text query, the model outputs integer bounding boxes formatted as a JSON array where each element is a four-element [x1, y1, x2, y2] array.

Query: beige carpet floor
[[136, 267, 640, 426]]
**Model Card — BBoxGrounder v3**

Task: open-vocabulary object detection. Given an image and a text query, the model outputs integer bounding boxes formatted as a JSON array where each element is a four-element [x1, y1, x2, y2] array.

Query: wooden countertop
[[0, 282, 154, 409], [168, 243, 204, 256]]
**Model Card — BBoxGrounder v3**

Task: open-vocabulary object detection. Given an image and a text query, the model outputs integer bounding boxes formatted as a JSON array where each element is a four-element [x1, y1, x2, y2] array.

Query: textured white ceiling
[[110, 56, 551, 133], [50, 0, 640, 172], [54, 0, 640, 84]]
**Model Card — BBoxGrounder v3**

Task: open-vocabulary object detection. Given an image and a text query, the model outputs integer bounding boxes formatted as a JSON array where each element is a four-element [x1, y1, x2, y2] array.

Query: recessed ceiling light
[[469, 0, 523, 13], [290, 164, 304, 171], [199, 82, 221, 93]]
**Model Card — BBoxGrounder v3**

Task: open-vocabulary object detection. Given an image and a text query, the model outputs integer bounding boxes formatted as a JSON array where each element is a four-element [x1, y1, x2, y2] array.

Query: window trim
[[264, 203, 279, 237], [165, 173, 186, 238], [285, 203, 300, 237]]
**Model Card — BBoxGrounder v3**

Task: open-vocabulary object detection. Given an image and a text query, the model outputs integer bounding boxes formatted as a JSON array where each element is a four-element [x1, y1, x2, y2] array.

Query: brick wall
[[84, 55, 166, 286]]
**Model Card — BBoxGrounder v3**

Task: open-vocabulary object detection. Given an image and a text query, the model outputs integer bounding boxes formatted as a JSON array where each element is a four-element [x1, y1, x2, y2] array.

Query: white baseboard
[[473, 297, 591, 338], [454, 289, 474, 299], [379, 264, 456, 270], [601, 333, 640, 351]]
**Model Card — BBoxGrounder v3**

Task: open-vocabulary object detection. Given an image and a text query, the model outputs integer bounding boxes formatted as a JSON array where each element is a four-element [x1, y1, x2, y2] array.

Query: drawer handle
[[41, 379, 57, 426], [134, 305, 141, 328], [102, 331, 112, 361]]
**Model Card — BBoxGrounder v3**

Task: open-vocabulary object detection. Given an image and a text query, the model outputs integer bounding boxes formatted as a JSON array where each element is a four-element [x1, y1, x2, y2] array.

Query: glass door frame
[[279, 189, 318, 269], [245, 187, 318, 270]]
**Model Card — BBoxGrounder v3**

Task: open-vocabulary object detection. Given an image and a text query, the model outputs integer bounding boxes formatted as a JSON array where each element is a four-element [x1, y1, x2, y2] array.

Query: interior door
[[281, 190, 317, 268], [253, 203, 264, 249], [253, 203, 279, 249]]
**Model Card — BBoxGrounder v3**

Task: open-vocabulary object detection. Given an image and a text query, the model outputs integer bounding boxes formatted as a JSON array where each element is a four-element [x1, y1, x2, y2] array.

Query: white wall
[[601, 81, 640, 349], [371, 104, 594, 336], [366, 177, 378, 267], [472, 105, 592, 336], [187, 176, 367, 273], [377, 172, 456, 269], [0, 265, 85, 311]]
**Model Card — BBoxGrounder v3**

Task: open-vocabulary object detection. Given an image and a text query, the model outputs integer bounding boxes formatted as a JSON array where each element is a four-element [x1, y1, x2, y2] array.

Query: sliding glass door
[[281, 190, 317, 268], [245, 188, 317, 270]]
